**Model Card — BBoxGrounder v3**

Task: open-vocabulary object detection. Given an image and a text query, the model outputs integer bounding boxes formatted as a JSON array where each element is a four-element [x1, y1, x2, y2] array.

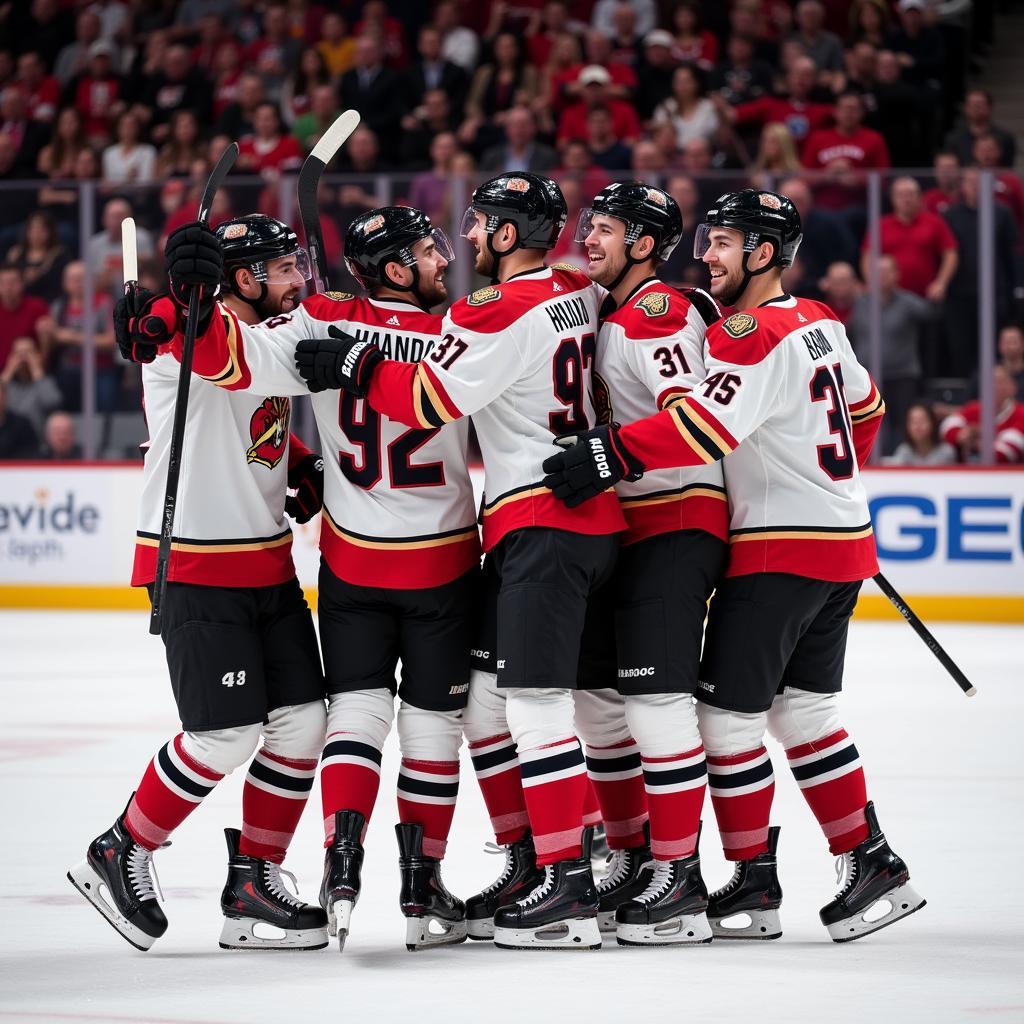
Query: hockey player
[[68, 214, 330, 952], [569, 182, 730, 946], [542, 188, 927, 943], [293, 172, 626, 951], [133, 206, 480, 952]]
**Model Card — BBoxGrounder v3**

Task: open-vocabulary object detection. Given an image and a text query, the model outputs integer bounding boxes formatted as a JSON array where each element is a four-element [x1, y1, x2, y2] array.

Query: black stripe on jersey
[[247, 758, 314, 793], [642, 761, 707, 788], [470, 745, 518, 773], [322, 511, 478, 545], [788, 743, 859, 783], [321, 739, 384, 766], [417, 387, 446, 428], [519, 746, 586, 781], [585, 752, 642, 775], [706, 758, 774, 791], [396, 774, 460, 799], [619, 482, 728, 505], [850, 394, 884, 421], [674, 407, 726, 461], [136, 528, 292, 546], [158, 743, 214, 799], [482, 480, 546, 511], [729, 522, 873, 537]]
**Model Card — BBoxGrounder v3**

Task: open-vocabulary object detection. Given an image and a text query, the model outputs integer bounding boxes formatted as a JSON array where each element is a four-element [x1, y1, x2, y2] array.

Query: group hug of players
[[67, 170, 927, 954]]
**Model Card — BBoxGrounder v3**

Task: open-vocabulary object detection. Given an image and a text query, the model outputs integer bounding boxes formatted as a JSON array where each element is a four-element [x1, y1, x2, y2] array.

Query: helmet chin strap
[[726, 239, 779, 307], [229, 267, 274, 319], [382, 260, 431, 310], [606, 237, 654, 296]]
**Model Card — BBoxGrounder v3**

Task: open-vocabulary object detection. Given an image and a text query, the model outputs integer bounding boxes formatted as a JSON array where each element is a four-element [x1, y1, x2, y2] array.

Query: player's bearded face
[[465, 212, 496, 276], [583, 215, 627, 286], [702, 228, 747, 306], [412, 243, 449, 306], [266, 280, 301, 313]]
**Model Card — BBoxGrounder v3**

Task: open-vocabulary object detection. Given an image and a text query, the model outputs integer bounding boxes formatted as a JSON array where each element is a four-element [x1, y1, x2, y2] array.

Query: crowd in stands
[[0, 0, 1021, 462]]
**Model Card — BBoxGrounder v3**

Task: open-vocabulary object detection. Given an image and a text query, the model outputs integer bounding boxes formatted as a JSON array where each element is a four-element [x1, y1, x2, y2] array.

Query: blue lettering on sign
[[869, 495, 937, 560], [947, 497, 1012, 562]]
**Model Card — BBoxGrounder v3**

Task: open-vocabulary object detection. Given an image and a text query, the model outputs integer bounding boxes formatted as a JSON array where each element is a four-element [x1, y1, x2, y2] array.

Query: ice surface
[[0, 612, 1021, 1024]]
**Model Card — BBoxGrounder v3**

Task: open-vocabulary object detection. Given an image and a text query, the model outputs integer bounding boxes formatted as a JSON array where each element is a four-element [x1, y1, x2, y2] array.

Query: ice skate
[[615, 852, 712, 946], [493, 827, 601, 951], [707, 825, 783, 940], [466, 832, 545, 939], [820, 802, 926, 943], [596, 832, 653, 933], [590, 823, 611, 865], [219, 828, 328, 951], [396, 823, 468, 951], [319, 810, 365, 951], [67, 804, 167, 951]]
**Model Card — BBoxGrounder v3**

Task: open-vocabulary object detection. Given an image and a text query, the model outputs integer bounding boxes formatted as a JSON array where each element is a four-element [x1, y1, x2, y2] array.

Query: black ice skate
[[396, 822, 468, 951], [466, 831, 545, 940], [67, 804, 168, 951], [819, 802, 926, 943], [615, 851, 712, 946], [596, 830, 653, 933], [707, 825, 783, 940], [493, 827, 601, 951], [590, 823, 611, 864], [219, 828, 328, 951], [319, 809, 365, 951]]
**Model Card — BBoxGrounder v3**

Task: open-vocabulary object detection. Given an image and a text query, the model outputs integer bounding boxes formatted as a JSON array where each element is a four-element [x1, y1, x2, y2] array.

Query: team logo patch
[[468, 286, 501, 306], [591, 370, 613, 426], [646, 188, 667, 207], [758, 193, 782, 210], [223, 223, 248, 239], [364, 214, 386, 232], [506, 177, 530, 193], [635, 291, 670, 318], [722, 312, 758, 338], [550, 262, 584, 274], [324, 290, 354, 302], [246, 397, 291, 469]]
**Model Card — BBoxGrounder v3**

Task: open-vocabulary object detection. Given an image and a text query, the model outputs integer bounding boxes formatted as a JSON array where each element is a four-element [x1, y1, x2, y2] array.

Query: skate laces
[[518, 866, 554, 907], [834, 852, 857, 895], [636, 861, 674, 904], [481, 846, 515, 896], [263, 862, 304, 907], [127, 843, 163, 903], [598, 849, 634, 892]]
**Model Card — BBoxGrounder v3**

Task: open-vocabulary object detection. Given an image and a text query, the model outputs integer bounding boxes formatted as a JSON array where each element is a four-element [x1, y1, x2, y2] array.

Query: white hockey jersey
[[133, 343, 308, 588], [189, 291, 480, 589], [365, 264, 626, 551], [619, 294, 885, 582], [596, 278, 728, 547]]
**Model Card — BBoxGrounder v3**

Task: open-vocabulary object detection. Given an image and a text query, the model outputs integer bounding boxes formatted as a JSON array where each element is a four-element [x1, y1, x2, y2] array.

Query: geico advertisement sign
[[0, 466, 139, 583], [864, 470, 1024, 594]]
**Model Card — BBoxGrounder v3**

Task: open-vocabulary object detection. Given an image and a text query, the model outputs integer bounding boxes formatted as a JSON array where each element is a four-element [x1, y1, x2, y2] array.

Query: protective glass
[[264, 248, 313, 284]]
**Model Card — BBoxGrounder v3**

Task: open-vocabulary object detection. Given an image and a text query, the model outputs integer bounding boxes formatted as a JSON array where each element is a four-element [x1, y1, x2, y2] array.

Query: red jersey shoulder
[[450, 268, 592, 333], [706, 304, 794, 366], [301, 290, 360, 323], [302, 292, 440, 333], [605, 282, 693, 341]]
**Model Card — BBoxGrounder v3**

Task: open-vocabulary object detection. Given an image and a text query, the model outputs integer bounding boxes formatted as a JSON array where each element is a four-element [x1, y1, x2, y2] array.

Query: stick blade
[[121, 217, 138, 285], [199, 141, 239, 223], [308, 109, 361, 168]]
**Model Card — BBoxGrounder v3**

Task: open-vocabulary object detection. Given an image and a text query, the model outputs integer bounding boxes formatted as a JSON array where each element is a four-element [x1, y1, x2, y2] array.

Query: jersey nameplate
[[324, 290, 354, 302], [722, 312, 757, 339], [635, 292, 670, 318], [468, 286, 501, 306]]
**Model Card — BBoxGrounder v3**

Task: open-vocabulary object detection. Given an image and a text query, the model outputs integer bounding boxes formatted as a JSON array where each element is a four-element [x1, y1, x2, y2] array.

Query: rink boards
[[0, 463, 1022, 621]]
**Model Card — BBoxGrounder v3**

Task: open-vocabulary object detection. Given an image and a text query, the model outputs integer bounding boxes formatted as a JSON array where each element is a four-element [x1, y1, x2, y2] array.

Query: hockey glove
[[113, 288, 176, 363], [295, 325, 384, 396], [285, 452, 324, 524], [542, 423, 645, 508], [164, 221, 223, 331]]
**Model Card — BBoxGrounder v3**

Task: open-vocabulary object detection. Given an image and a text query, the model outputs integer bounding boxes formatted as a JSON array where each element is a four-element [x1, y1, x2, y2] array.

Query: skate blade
[[494, 917, 601, 951], [597, 910, 618, 934], [710, 908, 783, 940], [327, 898, 354, 951], [66, 863, 157, 952], [616, 912, 713, 946], [404, 915, 469, 951], [467, 918, 495, 940], [826, 883, 926, 943], [219, 917, 328, 951]]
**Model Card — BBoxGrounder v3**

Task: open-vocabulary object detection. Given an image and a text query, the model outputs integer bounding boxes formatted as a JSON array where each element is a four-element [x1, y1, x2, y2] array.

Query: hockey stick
[[873, 571, 977, 697], [297, 109, 361, 293], [149, 143, 239, 635]]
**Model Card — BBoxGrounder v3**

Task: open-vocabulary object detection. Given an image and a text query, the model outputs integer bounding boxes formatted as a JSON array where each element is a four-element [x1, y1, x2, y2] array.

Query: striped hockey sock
[[239, 748, 317, 864], [124, 734, 223, 851], [585, 739, 647, 849], [468, 733, 530, 845], [320, 731, 383, 845], [397, 758, 460, 859], [582, 777, 602, 829], [642, 745, 706, 861], [706, 745, 776, 860], [785, 729, 868, 855], [520, 737, 588, 866]]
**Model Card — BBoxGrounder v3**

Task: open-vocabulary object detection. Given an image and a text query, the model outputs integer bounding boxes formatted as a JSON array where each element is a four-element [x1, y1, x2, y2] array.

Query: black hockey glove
[[285, 452, 324, 524], [113, 287, 180, 363], [295, 325, 384, 396], [164, 221, 223, 330], [542, 423, 645, 508]]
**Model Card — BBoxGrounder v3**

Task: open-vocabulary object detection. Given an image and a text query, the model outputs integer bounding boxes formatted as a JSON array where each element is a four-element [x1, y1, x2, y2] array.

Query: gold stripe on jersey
[[199, 313, 245, 387], [482, 485, 550, 515], [620, 485, 727, 509], [415, 364, 455, 427], [671, 403, 731, 463], [730, 524, 874, 543], [323, 509, 477, 549], [850, 390, 885, 423], [134, 531, 293, 554]]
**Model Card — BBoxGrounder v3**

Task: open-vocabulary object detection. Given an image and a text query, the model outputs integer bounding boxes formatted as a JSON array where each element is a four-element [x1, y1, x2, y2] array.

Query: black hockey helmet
[[216, 214, 310, 288], [575, 181, 684, 262], [693, 188, 802, 269]]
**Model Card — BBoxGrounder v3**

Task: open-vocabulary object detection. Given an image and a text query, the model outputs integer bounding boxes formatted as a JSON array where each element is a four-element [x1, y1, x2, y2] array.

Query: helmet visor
[[264, 247, 312, 285], [459, 206, 485, 239], [423, 227, 456, 264], [693, 222, 713, 260], [574, 208, 597, 245]]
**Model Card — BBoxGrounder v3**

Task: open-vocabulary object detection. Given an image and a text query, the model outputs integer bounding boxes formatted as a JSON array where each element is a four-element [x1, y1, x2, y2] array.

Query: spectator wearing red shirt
[[15, 52, 60, 124], [69, 41, 124, 144], [237, 103, 304, 176], [864, 176, 958, 303], [552, 139, 609, 201], [245, 4, 302, 98], [211, 40, 244, 119], [973, 134, 1024, 241], [0, 265, 49, 369], [801, 91, 890, 212], [940, 366, 1024, 464], [558, 65, 641, 147], [554, 29, 637, 109], [923, 151, 961, 217], [526, 1, 573, 69], [355, 0, 410, 70], [671, 2, 719, 69]]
